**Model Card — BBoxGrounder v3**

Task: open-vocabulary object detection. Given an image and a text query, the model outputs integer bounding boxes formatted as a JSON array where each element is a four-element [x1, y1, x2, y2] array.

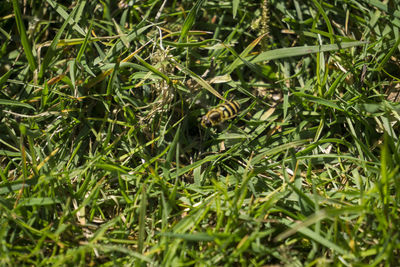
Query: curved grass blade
[[0, 99, 35, 110], [292, 92, 344, 111], [46, 0, 86, 36], [178, 0, 206, 43], [39, 2, 79, 80], [11, 0, 36, 71], [224, 33, 269, 75], [248, 41, 367, 63], [173, 59, 225, 100]]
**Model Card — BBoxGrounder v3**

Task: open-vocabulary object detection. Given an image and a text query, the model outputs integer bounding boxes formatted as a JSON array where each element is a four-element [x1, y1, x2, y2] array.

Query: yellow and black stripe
[[201, 101, 240, 127]]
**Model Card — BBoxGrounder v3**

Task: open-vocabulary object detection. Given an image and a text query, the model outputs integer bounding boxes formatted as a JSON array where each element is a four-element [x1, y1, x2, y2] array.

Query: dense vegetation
[[1, 0, 400, 265]]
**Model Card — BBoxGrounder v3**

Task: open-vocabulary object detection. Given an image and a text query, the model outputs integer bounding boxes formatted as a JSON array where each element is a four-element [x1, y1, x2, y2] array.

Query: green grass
[[1, 0, 400, 265]]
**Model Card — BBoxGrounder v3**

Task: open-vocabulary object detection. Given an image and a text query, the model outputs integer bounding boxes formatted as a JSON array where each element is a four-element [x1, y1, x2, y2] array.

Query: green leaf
[[293, 91, 344, 111], [178, 0, 206, 43], [18, 197, 61, 206], [248, 41, 367, 63], [0, 99, 35, 110], [46, 0, 86, 36], [11, 0, 36, 71]]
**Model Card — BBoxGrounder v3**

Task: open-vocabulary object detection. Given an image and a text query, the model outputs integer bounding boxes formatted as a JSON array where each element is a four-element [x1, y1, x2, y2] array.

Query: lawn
[[1, 0, 400, 265]]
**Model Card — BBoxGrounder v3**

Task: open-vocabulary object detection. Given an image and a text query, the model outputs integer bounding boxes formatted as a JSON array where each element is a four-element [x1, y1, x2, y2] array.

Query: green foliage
[[1, 0, 400, 265]]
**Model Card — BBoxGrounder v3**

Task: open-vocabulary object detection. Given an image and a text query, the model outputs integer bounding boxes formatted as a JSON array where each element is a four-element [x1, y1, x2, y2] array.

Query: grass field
[[1, 0, 400, 266]]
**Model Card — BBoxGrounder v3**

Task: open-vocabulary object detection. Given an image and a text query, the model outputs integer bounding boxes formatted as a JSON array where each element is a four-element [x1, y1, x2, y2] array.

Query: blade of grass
[[178, 0, 206, 43], [46, 0, 86, 36], [248, 41, 367, 63], [224, 33, 269, 75], [0, 99, 35, 110], [39, 3, 79, 80], [11, 0, 36, 71]]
